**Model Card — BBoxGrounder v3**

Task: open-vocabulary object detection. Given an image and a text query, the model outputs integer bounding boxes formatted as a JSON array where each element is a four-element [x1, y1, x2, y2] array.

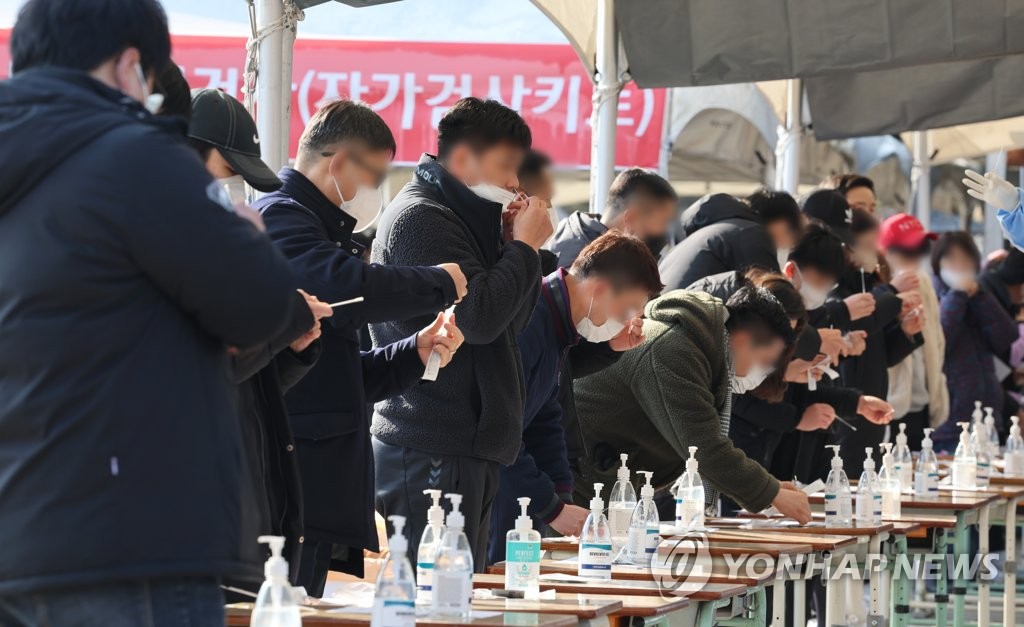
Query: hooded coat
[[572, 291, 780, 513], [546, 212, 609, 269], [0, 68, 298, 594], [659, 194, 779, 290]]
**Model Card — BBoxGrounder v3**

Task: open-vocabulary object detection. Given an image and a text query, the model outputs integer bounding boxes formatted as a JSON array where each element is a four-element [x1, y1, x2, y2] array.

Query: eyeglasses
[[321, 150, 389, 188]]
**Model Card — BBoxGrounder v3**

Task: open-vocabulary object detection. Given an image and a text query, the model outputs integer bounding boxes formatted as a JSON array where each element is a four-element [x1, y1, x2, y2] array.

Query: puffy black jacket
[[257, 168, 456, 573], [0, 69, 298, 595], [660, 194, 779, 289]]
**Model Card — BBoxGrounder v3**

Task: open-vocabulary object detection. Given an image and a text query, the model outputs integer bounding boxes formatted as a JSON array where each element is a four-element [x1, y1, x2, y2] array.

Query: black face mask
[[643, 234, 669, 258]]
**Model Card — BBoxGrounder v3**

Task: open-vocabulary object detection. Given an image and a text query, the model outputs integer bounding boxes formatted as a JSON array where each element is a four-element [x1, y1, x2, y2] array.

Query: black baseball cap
[[188, 88, 281, 192], [802, 189, 854, 246]]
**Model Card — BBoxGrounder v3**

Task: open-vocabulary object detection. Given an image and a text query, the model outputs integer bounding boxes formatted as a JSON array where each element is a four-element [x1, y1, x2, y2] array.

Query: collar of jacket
[[541, 268, 581, 348], [275, 167, 364, 257], [413, 154, 503, 265]]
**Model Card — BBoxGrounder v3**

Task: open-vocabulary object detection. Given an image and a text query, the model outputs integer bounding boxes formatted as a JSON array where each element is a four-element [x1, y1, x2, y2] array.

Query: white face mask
[[731, 362, 775, 395], [576, 293, 626, 343], [333, 173, 383, 233], [133, 63, 163, 115], [776, 247, 791, 271], [940, 268, 977, 291], [219, 175, 247, 206], [795, 265, 829, 310], [469, 182, 517, 213]]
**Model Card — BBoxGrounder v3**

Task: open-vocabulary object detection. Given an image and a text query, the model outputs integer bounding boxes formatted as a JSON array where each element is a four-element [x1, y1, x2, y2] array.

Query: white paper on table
[[538, 572, 591, 583]]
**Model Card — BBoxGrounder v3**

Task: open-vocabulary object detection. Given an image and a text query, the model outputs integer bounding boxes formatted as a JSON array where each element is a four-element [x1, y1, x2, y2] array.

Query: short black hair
[[154, 61, 191, 121], [725, 285, 794, 346], [298, 99, 396, 158], [606, 168, 678, 218], [437, 97, 531, 160], [931, 231, 982, 276], [742, 268, 806, 403], [746, 188, 801, 232], [570, 230, 664, 298], [11, 0, 170, 74], [789, 223, 847, 281], [823, 173, 875, 196], [518, 149, 552, 182], [850, 207, 879, 236]]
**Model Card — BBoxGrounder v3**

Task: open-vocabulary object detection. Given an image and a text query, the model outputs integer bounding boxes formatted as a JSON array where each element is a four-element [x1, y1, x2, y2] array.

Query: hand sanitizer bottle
[[824, 445, 853, 527], [626, 471, 660, 565], [970, 403, 991, 488], [856, 448, 882, 526], [952, 422, 977, 489], [675, 447, 705, 532], [915, 428, 940, 496], [578, 483, 613, 580], [893, 423, 913, 488], [372, 516, 416, 627], [1006, 417, 1024, 478], [251, 536, 301, 627], [504, 497, 541, 595], [431, 494, 473, 620], [984, 407, 1000, 459], [416, 490, 445, 603], [607, 453, 637, 550], [877, 443, 902, 518]]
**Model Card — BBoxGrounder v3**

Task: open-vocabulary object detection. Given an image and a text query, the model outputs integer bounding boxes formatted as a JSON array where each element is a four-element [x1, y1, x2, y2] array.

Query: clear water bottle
[[626, 471, 659, 565], [607, 453, 636, 550], [431, 494, 473, 620], [416, 490, 445, 603], [824, 445, 853, 527], [372, 516, 416, 627]]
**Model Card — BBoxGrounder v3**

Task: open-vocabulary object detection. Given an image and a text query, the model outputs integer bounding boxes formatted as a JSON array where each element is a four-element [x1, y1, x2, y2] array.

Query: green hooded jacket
[[572, 290, 780, 513]]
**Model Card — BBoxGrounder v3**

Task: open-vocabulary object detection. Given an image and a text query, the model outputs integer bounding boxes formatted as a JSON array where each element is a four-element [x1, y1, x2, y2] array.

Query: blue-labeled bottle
[[505, 497, 541, 595], [578, 483, 613, 580]]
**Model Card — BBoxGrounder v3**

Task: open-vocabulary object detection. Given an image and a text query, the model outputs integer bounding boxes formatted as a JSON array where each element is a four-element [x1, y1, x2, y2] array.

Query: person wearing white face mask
[[256, 100, 468, 596], [930, 231, 1019, 451], [369, 97, 555, 572], [0, 0, 311, 621], [572, 286, 813, 526], [486, 231, 661, 561]]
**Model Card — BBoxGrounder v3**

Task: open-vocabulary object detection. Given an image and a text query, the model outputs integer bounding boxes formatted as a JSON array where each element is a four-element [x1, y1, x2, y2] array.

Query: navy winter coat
[[0, 69, 298, 594], [257, 168, 456, 573]]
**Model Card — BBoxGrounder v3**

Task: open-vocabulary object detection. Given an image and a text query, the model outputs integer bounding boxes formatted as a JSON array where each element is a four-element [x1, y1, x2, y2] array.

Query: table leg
[[1004, 497, 1019, 627], [868, 533, 886, 626], [936, 528, 949, 627], [952, 512, 968, 627], [824, 551, 843, 627], [977, 502, 991, 627], [771, 580, 784, 627], [891, 535, 910, 627], [793, 575, 806, 627]]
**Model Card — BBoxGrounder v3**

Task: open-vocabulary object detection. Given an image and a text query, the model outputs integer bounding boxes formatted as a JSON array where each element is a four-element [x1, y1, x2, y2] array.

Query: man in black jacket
[[187, 89, 334, 588], [0, 1, 299, 622], [257, 100, 467, 596], [660, 189, 801, 290], [370, 98, 553, 566]]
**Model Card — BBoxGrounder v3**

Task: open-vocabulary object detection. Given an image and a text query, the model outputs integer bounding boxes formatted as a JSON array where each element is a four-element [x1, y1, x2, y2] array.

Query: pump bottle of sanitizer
[[372, 516, 416, 627], [416, 490, 445, 603], [607, 453, 636, 550], [578, 483, 613, 580], [431, 494, 473, 620], [251, 536, 300, 627], [626, 471, 659, 565], [505, 497, 541, 595]]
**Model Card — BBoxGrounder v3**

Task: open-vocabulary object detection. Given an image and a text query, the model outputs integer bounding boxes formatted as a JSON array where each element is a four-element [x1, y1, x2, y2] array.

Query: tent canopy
[[532, 0, 1024, 143]]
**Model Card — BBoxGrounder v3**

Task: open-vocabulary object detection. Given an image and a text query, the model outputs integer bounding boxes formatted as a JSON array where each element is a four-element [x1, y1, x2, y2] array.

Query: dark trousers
[[0, 577, 223, 627], [899, 405, 929, 450], [294, 539, 357, 598], [373, 437, 499, 571]]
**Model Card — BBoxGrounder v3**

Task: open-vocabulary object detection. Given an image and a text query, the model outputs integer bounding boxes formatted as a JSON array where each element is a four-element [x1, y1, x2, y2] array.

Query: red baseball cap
[[879, 213, 937, 250]]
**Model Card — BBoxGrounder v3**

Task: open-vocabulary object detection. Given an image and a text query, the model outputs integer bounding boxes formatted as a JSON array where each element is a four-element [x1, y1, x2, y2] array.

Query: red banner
[[0, 31, 665, 169]]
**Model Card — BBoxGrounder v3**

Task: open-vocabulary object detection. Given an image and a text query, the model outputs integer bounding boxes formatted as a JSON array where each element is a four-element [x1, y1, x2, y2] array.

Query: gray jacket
[[545, 212, 609, 268]]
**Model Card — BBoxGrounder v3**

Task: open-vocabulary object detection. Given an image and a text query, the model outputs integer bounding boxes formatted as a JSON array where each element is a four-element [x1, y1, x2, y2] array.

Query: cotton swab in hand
[[329, 296, 364, 308]]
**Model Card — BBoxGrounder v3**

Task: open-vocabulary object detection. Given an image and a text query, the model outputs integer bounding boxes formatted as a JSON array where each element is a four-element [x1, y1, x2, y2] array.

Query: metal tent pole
[[590, 0, 622, 216], [256, 0, 286, 173], [773, 79, 802, 194], [910, 130, 931, 230]]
